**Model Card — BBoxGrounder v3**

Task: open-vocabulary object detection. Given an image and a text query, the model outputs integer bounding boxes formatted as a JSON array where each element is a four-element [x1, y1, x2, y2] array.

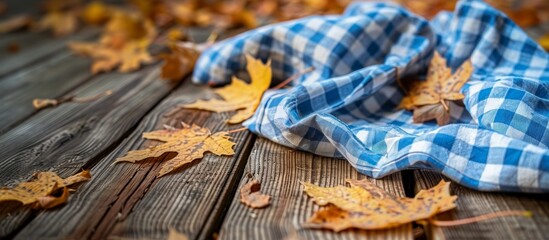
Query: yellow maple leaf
[[302, 179, 457, 231], [183, 55, 272, 124], [37, 11, 78, 37], [0, 170, 91, 209], [69, 11, 156, 74], [100, 11, 156, 49], [399, 51, 473, 125], [69, 40, 153, 74], [116, 123, 236, 177]]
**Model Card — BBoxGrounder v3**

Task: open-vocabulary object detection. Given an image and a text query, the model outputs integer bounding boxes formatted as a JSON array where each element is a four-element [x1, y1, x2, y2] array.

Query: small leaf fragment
[[33, 98, 59, 110], [116, 123, 236, 177], [167, 228, 189, 240], [33, 90, 112, 110], [240, 179, 271, 209], [182, 55, 272, 124]]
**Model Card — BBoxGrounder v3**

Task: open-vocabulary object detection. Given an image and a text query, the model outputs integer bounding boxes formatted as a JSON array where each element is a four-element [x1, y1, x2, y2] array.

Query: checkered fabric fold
[[193, 0, 549, 192]]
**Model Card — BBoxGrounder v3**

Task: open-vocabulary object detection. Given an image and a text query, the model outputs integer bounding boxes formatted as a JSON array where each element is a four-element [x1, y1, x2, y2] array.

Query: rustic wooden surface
[[1, 4, 549, 240], [415, 171, 549, 240], [219, 138, 413, 240]]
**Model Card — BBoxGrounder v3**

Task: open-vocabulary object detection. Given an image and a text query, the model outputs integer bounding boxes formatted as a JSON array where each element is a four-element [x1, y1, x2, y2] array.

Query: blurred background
[[1, 0, 548, 57]]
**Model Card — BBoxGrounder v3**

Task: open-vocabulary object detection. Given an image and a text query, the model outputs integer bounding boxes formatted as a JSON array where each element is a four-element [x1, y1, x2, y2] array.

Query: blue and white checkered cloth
[[193, 0, 549, 193]]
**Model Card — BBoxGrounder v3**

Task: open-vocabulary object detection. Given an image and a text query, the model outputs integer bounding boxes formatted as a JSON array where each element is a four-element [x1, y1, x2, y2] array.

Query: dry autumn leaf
[[183, 55, 272, 124], [302, 179, 457, 231], [0, 14, 33, 34], [116, 123, 236, 177], [539, 33, 549, 50], [167, 228, 189, 240], [80, 1, 112, 25], [166, 28, 187, 42], [240, 179, 271, 209], [32, 90, 113, 110], [158, 43, 200, 81], [0, 170, 91, 209], [69, 11, 157, 74], [35, 187, 69, 209], [70, 40, 154, 74], [37, 11, 78, 37], [399, 52, 472, 125]]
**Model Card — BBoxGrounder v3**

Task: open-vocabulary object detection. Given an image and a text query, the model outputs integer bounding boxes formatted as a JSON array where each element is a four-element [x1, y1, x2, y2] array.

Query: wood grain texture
[[0, 28, 99, 78], [14, 80, 254, 240], [0, 52, 93, 134], [0, 65, 178, 238], [220, 137, 413, 240], [415, 170, 549, 240]]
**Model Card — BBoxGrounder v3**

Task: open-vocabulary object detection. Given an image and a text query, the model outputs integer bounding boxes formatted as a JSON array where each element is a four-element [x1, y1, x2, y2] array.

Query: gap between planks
[[0, 65, 182, 238], [11, 80, 256, 240]]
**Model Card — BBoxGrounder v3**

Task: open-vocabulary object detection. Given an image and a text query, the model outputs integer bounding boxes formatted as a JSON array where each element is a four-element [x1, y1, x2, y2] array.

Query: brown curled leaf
[[240, 179, 271, 209]]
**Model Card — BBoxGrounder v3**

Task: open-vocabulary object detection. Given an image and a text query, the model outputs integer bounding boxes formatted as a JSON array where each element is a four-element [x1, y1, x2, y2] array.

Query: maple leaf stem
[[226, 127, 248, 134], [272, 67, 315, 90], [206, 30, 219, 44], [71, 90, 113, 103], [430, 210, 532, 227], [440, 99, 449, 111]]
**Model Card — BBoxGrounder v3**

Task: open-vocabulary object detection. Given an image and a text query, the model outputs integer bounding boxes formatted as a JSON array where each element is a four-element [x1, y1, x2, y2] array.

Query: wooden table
[[1, 4, 549, 240]]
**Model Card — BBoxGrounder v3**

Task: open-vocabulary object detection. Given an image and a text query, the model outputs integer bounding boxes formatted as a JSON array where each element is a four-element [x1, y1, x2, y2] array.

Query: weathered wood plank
[[0, 52, 93, 134], [219, 137, 414, 240], [14, 80, 255, 240], [0, 0, 43, 19], [0, 65, 179, 238], [0, 28, 99, 78], [415, 170, 549, 240]]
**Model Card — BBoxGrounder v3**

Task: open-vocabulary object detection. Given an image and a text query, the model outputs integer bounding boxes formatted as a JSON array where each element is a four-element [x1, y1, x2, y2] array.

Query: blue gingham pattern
[[193, 0, 549, 192]]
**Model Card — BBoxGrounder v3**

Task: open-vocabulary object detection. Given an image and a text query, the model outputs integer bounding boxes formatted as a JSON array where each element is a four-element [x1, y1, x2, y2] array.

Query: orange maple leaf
[[69, 11, 157, 74], [158, 43, 200, 81], [399, 52, 473, 125], [116, 123, 236, 177], [37, 11, 78, 37], [182, 55, 272, 124], [0, 170, 91, 209], [302, 179, 457, 231]]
